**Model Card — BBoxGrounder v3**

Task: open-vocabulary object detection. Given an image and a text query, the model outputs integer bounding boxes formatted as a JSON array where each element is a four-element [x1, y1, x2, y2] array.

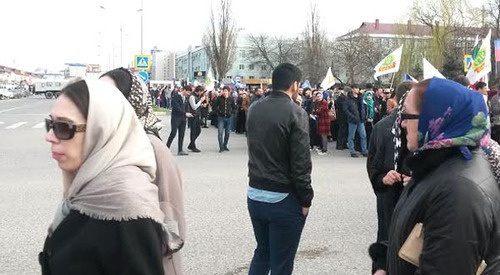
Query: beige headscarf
[[49, 79, 164, 235]]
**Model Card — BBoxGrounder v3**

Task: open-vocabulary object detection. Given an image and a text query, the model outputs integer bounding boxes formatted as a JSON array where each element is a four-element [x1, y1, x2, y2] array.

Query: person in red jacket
[[314, 92, 331, 155]]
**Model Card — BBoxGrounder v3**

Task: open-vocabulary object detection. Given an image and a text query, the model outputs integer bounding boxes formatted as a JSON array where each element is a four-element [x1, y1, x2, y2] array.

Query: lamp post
[[138, 0, 144, 55]]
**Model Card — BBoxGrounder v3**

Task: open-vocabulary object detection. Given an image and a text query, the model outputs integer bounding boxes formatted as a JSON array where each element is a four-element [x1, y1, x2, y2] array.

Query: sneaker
[[350, 153, 359, 158], [318, 151, 327, 156], [177, 151, 189, 156]]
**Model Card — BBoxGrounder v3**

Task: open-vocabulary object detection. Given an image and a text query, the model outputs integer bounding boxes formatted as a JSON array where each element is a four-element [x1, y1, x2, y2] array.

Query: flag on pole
[[206, 67, 215, 91], [467, 29, 492, 84], [301, 80, 312, 89], [423, 58, 445, 79], [320, 67, 336, 89], [495, 40, 500, 62], [374, 45, 404, 80], [404, 74, 418, 82]]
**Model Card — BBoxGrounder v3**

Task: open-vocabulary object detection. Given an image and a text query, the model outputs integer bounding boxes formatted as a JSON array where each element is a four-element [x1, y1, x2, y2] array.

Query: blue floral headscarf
[[417, 78, 490, 159]]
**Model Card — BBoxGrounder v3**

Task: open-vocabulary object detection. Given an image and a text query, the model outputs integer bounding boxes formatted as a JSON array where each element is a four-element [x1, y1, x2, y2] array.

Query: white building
[[151, 48, 176, 81]]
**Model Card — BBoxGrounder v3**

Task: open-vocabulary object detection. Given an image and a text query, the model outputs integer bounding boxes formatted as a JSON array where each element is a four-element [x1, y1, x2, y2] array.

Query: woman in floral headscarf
[[100, 68, 185, 275], [386, 78, 500, 274]]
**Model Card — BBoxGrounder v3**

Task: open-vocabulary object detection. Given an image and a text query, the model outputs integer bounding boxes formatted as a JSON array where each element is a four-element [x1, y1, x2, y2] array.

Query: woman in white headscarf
[[39, 79, 167, 274]]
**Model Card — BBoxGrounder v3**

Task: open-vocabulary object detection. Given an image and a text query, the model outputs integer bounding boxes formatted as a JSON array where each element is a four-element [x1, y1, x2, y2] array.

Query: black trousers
[[189, 117, 202, 148], [336, 120, 348, 149], [166, 116, 186, 152], [236, 110, 246, 133]]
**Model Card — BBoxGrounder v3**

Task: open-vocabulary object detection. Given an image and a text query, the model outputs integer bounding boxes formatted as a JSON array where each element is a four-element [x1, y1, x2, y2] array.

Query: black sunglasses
[[401, 113, 420, 120], [45, 118, 86, 140]]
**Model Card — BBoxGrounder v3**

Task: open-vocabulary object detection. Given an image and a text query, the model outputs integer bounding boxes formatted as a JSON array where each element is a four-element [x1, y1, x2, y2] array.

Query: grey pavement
[[0, 96, 377, 274]]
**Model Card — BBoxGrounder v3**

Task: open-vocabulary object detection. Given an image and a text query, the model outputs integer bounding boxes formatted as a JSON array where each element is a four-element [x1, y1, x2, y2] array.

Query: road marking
[[33, 122, 45, 129], [0, 100, 45, 114], [6, 122, 27, 129]]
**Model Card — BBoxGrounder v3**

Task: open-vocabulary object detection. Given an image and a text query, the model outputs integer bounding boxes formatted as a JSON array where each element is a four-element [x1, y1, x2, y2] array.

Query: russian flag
[[495, 40, 500, 62]]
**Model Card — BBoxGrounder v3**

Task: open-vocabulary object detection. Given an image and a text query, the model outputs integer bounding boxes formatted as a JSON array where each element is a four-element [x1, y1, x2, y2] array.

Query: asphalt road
[[0, 96, 377, 275]]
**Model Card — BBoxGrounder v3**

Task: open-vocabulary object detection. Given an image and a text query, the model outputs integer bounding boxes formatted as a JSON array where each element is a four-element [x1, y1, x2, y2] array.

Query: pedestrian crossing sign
[[135, 55, 151, 70]]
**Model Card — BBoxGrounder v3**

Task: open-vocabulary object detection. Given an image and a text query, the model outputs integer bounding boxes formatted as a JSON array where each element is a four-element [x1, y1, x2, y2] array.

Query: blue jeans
[[247, 195, 306, 275], [348, 122, 367, 154], [230, 114, 236, 131], [217, 117, 230, 149]]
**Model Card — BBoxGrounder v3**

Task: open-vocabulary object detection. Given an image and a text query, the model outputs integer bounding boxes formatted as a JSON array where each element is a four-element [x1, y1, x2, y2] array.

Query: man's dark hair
[[223, 86, 230, 91], [195, 85, 204, 93], [477, 81, 487, 90], [395, 81, 413, 101], [366, 83, 373, 89], [183, 85, 193, 92], [62, 80, 90, 119], [351, 84, 359, 89], [99, 67, 133, 98], [271, 63, 302, 92], [453, 76, 470, 87]]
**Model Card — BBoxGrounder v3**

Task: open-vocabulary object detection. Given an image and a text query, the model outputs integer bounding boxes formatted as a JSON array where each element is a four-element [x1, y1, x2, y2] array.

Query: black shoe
[[350, 153, 359, 158], [219, 149, 224, 153], [177, 151, 189, 156], [191, 148, 201, 153], [362, 153, 368, 157], [224, 146, 229, 151]]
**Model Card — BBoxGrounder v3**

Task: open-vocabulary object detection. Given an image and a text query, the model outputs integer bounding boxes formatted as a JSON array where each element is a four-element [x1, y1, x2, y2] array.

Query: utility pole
[[140, 0, 144, 55]]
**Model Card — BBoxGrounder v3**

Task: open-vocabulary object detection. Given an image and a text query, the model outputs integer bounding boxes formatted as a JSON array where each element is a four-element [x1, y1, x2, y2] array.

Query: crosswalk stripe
[[33, 122, 45, 129], [6, 122, 27, 129]]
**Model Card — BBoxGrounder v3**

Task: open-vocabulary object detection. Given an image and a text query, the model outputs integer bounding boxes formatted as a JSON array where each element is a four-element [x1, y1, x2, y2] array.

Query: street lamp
[[137, 0, 143, 55]]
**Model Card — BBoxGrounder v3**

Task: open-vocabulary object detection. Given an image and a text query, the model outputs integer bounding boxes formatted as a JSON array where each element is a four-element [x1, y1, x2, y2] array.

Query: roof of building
[[338, 19, 485, 40]]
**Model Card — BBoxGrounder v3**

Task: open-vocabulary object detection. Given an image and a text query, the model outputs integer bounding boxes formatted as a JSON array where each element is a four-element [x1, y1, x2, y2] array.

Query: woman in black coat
[[40, 80, 165, 275], [384, 78, 500, 274]]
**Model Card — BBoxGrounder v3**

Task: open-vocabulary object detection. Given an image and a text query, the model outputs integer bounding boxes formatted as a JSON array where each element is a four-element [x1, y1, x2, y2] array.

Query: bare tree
[[411, 0, 483, 74], [203, 0, 238, 82], [246, 34, 302, 70], [333, 34, 383, 84], [301, 3, 329, 86]]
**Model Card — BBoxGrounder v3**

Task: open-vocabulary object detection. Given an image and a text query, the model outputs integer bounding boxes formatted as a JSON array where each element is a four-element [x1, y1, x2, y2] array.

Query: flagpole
[[390, 72, 396, 90]]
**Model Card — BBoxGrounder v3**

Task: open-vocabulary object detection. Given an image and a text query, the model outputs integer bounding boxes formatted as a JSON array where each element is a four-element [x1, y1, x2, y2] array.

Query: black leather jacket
[[387, 148, 500, 274], [246, 92, 314, 207]]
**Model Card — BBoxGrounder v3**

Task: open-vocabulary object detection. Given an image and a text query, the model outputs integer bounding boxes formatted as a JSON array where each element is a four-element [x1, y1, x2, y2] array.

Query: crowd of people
[[39, 62, 500, 275]]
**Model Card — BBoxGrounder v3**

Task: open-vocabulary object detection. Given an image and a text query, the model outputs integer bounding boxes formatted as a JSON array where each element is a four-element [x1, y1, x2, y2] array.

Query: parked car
[[0, 88, 14, 99]]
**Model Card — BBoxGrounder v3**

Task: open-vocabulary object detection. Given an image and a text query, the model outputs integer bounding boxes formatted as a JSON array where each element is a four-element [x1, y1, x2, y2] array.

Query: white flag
[[206, 67, 215, 91], [320, 67, 335, 89], [374, 45, 403, 80], [467, 29, 492, 83], [423, 58, 445, 79]]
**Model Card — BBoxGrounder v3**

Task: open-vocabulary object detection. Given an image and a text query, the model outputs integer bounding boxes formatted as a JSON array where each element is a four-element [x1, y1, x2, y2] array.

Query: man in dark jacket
[[246, 63, 313, 275], [187, 86, 207, 152], [166, 86, 193, 156], [343, 86, 368, 157], [335, 88, 348, 150], [367, 81, 412, 274], [213, 86, 236, 152]]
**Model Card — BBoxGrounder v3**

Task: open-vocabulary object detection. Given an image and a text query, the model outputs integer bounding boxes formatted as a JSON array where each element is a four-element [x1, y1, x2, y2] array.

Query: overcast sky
[[1, 0, 487, 72]]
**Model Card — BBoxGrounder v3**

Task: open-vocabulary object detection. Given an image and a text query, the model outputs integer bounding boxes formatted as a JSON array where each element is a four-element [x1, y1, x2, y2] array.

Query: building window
[[239, 64, 245, 70], [261, 65, 267, 70], [240, 50, 246, 58], [249, 76, 254, 79], [226, 75, 232, 79], [249, 64, 254, 70]]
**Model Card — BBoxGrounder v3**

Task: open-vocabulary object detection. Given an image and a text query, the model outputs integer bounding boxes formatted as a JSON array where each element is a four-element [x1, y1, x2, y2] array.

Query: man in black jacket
[[187, 86, 207, 152], [213, 86, 236, 152], [343, 86, 368, 157], [335, 88, 348, 150], [246, 63, 313, 275], [367, 81, 412, 275], [166, 86, 193, 156]]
